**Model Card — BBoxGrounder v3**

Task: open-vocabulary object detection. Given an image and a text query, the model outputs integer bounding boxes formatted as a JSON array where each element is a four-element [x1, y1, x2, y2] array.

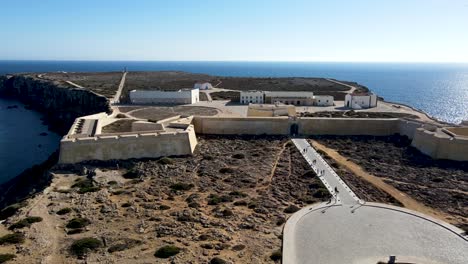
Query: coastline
[[0, 74, 110, 209]]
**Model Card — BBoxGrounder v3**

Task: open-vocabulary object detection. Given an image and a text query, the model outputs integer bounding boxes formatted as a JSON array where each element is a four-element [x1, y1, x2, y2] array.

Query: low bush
[[112, 190, 126, 195], [219, 167, 235, 174], [122, 169, 139, 179], [233, 200, 248, 206], [108, 239, 142, 253], [283, 205, 300, 214], [228, 191, 247, 197], [107, 180, 118, 185], [232, 153, 245, 159], [0, 233, 24, 245], [247, 201, 257, 209], [8, 216, 43, 230], [203, 155, 214, 160], [121, 202, 132, 208], [67, 229, 83, 235], [207, 194, 233, 205], [154, 245, 181, 258], [232, 244, 246, 251], [270, 250, 282, 261], [312, 188, 329, 198], [78, 186, 100, 194], [431, 177, 444, 183], [72, 179, 100, 194], [70, 237, 102, 256], [0, 254, 16, 263], [221, 208, 233, 217], [57, 208, 72, 215], [115, 113, 127, 118], [188, 202, 200, 208], [209, 257, 227, 264], [158, 157, 173, 165], [159, 205, 171, 210], [170, 183, 194, 191], [276, 217, 286, 226], [0, 202, 27, 220], [66, 218, 91, 229]]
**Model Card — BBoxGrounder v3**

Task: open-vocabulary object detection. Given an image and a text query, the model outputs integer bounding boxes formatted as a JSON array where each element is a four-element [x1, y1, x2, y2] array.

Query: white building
[[194, 82, 213, 90], [313, 95, 334, 106], [240, 91, 265, 104], [345, 92, 378, 109], [129, 89, 199, 105], [264, 91, 315, 106]]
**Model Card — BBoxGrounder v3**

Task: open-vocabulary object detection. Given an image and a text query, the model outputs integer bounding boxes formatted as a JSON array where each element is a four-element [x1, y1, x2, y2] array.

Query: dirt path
[[23, 177, 67, 264], [257, 141, 289, 192], [311, 140, 454, 223]]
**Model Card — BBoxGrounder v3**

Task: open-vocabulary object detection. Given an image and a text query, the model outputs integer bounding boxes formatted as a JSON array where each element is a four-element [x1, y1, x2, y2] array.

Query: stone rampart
[[58, 125, 197, 164]]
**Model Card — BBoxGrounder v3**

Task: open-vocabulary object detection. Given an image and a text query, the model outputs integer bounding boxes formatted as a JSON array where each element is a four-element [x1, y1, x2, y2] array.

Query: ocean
[[0, 98, 61, 184], [0, 61, 467, 183]]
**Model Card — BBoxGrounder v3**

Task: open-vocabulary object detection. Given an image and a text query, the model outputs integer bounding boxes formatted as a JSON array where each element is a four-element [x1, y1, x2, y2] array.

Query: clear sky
[[1, 0, 468, 62]]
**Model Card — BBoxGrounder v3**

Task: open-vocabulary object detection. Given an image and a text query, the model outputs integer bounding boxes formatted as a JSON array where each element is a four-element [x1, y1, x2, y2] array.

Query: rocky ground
[[37, 72, 123, 99], [312, 135, 468, 231], [0, 136, 330, 263]]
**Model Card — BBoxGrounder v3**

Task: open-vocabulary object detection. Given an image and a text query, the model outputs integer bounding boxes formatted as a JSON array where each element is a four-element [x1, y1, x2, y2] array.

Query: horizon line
[[1, 59, 468, 64]]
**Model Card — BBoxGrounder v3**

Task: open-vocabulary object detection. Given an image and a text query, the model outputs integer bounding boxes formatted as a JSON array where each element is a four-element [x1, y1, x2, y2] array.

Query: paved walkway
[[111, 71, 127, 104], [283, 202, 468, 264], [292, 138, 360, 205], [286, 138, 468, 264]]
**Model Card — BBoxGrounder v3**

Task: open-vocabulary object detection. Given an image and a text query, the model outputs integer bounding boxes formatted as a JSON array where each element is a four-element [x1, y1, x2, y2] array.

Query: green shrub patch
[[66, 218, 91, 229], [154, 245, 181, 258], [70, 237, 102, 256], [0, 233, 24, 245], [0, 254, 16, 263], [8, 216, 42, 230]]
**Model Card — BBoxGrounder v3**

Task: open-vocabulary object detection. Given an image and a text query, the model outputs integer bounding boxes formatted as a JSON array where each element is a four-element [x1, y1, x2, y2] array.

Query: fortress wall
[[398, 119, 423, 139], [59, 126, 197, 164], [193, 116, 291, 135], [298, 118, 400, 136], [411, 128, 468, 161]]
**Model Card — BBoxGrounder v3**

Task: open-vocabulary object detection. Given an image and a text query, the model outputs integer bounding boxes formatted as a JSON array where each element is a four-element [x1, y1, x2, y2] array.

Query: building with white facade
[[240, 91, 334, 106], [240, 91, 265, 104], [194, 82, 213, 90], [345, 92, 377, 109], [313, 95, 334, 106], [129, 89, 200, 105], [264, 91, 315, 106]]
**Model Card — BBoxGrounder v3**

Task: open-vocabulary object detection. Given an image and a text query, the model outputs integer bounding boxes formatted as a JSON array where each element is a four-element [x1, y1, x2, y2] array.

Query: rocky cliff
[[0, 75, 111, 208], [0, 75, 111, 134]]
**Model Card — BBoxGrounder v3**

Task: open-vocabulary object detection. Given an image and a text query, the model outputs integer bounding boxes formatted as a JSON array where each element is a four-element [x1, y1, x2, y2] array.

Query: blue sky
[[1, 0, 468, 62]]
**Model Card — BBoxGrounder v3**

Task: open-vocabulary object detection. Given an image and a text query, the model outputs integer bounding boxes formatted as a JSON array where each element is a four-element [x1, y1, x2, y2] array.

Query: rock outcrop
[[0, 75, 111, 134]]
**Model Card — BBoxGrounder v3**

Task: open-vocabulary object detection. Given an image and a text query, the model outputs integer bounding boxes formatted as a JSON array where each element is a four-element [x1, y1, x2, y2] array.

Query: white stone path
[[292, 138, 361, 205]]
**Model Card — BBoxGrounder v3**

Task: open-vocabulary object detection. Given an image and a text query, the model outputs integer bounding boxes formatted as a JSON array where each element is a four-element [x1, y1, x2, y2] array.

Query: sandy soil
[[0, 136, 329, 263]]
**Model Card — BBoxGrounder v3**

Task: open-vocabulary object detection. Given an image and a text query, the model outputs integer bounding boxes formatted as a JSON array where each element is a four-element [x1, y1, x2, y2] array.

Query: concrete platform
[[283, 203, 468, 264]]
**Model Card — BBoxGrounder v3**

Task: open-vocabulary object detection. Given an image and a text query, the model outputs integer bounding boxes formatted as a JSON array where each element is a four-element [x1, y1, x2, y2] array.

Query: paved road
[[292, 138, 360, 205], [288, 204, 468, 264], [65, 81, 84, 89], [111, 71, 127, 104], [326, 78, 356, 93]]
